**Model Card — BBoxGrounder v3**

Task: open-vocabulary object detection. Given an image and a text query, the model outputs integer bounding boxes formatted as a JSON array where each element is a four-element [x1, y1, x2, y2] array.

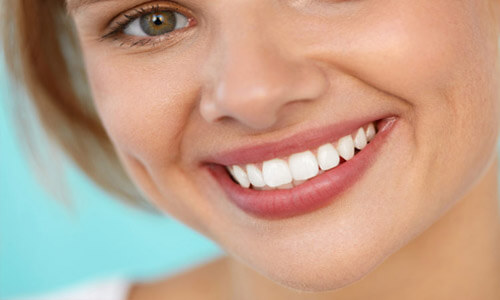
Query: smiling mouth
[[226, 122, 377, 190], [206, 116, 398, 219]]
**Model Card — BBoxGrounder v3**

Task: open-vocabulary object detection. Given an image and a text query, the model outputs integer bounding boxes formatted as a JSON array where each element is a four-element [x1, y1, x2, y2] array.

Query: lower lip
[[208, 118, 398, 219]]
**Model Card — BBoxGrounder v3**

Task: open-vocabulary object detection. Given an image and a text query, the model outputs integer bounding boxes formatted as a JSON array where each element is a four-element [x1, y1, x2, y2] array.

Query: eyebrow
[[66, 0, 116, 13]]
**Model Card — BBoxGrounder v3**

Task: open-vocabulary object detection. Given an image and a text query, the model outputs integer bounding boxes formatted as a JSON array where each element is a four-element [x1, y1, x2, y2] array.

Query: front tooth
[[288, 151, 319, 181], [293, 180, 306, 187], [354, 128, 367, 150], [277, 183, 294, 189], [366, 123, 376, 141], [246, 164, 266, 187], [232, 165, 250, 188], [337, 135, 355, 160], [262, 159, 293, 188], [255, 185, 273, 191], [317, 143, 340, 170]]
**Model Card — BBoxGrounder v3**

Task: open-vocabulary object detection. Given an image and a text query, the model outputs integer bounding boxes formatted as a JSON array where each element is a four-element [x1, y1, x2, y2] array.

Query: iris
[[139, 11, 177, 36]]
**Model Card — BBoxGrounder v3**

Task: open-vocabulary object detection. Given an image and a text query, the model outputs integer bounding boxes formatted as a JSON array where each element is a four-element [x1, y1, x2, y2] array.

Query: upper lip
[[203, 113, 393, 166]]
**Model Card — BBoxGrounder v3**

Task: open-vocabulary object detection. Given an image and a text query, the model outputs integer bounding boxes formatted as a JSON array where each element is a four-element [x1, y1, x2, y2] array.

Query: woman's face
[[71, 0, 500, 290]]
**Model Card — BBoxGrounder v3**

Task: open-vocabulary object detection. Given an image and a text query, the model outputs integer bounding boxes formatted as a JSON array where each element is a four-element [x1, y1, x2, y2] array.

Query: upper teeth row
[[226, 123, 377, 190]]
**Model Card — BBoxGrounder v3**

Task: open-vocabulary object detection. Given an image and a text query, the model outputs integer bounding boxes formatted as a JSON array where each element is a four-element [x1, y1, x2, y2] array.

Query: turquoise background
[[0, 56, 222, 299]]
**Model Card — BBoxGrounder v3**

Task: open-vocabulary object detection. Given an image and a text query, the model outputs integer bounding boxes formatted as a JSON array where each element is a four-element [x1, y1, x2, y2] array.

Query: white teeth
[[354, 128, 367, 150], [246, 164, 266, 187], [262, 159, 293, 188], [337, 135, 355, 161], [293, 180, 306, 186], [317, 143, 340, 171], [227, 122, 378, 190], [227, 166, 236, 178], [255, 185, 273, 191], [366, 123, 376, 142], [278, 183, 294, 189], [232, 165, 250, 188], [288, 151, 319, 181]]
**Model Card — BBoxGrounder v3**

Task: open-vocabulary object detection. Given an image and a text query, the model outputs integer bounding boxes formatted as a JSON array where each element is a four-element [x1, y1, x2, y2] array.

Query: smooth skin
[[69, 0, 500, 298]]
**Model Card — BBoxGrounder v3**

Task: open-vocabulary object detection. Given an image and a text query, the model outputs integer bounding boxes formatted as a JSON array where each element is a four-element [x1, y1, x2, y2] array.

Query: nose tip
[[199, 47, 329, 130], [201, 72, 319, 129]]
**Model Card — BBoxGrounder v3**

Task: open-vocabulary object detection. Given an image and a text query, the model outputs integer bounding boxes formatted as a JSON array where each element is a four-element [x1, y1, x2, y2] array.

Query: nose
[[199, 13, 329, 130]]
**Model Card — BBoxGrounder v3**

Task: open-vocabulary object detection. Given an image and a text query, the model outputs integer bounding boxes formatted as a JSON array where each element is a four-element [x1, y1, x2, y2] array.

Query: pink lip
[[207, 117, 398, 219]]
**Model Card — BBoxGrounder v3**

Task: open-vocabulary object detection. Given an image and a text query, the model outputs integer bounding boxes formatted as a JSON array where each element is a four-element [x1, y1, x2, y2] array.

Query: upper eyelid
[[109, 1, 193, 23]]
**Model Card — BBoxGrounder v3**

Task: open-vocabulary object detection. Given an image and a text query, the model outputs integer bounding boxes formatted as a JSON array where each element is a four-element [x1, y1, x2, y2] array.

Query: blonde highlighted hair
[[1, 0, 152, 211]]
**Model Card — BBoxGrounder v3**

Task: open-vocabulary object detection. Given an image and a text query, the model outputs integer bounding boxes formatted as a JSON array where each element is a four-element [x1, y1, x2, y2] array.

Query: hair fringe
[[1, 0, 158, 213]]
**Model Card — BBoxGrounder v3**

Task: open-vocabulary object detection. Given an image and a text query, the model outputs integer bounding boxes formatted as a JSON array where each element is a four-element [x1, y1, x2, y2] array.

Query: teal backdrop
[[0, 56, 222, 299]]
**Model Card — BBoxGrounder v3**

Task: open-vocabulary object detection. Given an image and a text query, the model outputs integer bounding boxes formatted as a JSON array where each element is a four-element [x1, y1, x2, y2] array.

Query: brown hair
[[1, 0, 153, 211]]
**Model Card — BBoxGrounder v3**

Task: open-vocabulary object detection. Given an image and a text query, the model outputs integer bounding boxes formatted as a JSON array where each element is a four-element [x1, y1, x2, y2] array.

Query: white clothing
[[8, 278, 131, 300]]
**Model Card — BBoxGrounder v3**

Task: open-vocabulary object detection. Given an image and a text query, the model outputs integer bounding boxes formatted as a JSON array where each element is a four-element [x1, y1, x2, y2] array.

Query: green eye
[[124, 10, 189, 37]]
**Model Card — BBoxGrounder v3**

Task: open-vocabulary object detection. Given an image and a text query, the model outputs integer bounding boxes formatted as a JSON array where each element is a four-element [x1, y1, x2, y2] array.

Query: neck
[[228, 157, 500, 300]]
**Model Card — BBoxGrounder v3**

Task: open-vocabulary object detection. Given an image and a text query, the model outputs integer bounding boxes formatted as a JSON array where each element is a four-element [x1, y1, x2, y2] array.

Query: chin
[[254, 247, 389, 292], [231, 220, 414, 293]]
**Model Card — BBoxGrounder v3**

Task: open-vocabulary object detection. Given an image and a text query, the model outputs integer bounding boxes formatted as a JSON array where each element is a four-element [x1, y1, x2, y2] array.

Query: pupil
[[152, 15, 164, 26]]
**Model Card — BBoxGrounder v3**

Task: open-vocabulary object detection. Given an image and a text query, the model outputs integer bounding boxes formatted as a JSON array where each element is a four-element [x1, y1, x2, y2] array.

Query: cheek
[[369, 2, 500, 220], [82, 50, 201, 165], [315, 0, 500, 163], [316, 1, 497, 101], [300, 0, 500, 230], [365, 2, 500, 200]]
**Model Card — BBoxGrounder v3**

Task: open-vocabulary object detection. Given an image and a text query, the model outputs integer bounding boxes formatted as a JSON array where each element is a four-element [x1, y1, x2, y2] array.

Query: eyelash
[[101, 3, 195, 48]]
